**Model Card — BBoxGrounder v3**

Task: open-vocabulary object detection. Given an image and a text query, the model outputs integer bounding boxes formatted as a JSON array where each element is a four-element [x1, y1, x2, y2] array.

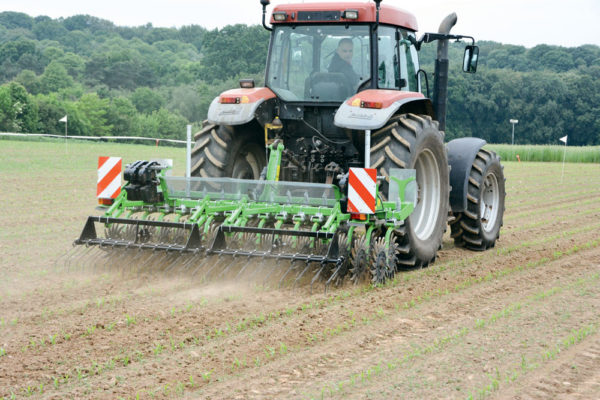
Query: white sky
[[3, 0, 599, 48]]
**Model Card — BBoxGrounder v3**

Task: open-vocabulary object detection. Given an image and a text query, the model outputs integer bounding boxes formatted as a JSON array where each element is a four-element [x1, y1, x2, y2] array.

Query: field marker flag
[[559, 135, 568, 183], [59, 115, 67, 123], [347, 167, 377, 214], [97, 156, 122, 199]]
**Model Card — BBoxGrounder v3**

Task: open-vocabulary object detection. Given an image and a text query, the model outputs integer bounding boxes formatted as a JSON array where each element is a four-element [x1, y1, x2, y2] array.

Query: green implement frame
[[75, 141, 416, 285]]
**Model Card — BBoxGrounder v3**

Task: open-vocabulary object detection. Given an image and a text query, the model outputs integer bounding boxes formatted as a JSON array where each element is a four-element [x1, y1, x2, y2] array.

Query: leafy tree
[[15, 69, 39, 94], [106, 97, 138, 136], [32, 18, 68, 41], [130, 87, 164, 114], [0, 12, 34, 30], [0, 82, 38, 132], [199, 24, 269, 82], [39, 61, 74, 93], [0, 39, 36, 62]]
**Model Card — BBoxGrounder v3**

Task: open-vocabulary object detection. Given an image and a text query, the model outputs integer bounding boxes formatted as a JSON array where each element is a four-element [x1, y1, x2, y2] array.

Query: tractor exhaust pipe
[[260, 0, 272, 31], [432, 13, 457, 132]]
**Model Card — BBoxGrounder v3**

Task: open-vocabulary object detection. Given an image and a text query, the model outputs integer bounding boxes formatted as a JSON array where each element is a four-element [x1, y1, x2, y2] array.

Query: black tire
[[370, 113, 449, 268], [191, 123, 266, 180], [450, 148, 505, 250]]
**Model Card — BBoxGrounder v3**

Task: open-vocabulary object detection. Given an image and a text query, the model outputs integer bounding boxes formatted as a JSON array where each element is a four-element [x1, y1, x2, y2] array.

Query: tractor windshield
[[266, 25, 371, 103]]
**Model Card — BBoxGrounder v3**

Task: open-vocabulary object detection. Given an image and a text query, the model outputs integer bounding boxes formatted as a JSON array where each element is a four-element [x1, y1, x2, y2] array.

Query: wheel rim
[[232, 150, 261, 180], [412, 149, 441, 241], [480, 171, 500, 233]]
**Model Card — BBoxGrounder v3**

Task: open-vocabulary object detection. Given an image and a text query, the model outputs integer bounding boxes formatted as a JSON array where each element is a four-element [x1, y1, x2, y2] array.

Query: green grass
[[487, 144, 600, 163], [0, 138, 187, 175]]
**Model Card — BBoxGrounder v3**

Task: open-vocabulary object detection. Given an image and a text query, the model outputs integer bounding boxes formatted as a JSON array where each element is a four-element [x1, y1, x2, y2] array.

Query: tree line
[[0, 11, 598, 145]]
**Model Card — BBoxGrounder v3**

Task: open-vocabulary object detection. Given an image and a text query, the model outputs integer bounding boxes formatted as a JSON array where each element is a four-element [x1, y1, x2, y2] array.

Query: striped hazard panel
[[347, 168, 376, 214], [97, 156, 122, 199]]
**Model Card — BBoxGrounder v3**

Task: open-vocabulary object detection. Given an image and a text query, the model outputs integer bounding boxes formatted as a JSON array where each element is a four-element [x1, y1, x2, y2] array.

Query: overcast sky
[[3, 0, 599, 48]]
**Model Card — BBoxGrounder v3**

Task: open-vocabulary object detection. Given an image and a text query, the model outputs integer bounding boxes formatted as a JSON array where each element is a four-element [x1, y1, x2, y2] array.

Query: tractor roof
[[270, 2, 418, 31]]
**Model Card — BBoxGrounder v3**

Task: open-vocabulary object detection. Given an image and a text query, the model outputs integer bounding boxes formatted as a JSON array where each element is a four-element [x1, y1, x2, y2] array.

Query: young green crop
[[487, 144, 600, 163]]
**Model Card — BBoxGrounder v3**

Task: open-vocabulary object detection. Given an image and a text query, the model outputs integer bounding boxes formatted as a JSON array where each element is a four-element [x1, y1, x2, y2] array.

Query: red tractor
[[75, 0, 505, 287], [191, 0, 505, 273]]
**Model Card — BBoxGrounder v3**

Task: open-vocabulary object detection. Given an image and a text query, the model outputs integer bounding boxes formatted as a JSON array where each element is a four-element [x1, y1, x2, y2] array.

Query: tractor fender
[[334, 90, 432, 130], [207, 87, 276, 126], [447, 137, 487, 213]]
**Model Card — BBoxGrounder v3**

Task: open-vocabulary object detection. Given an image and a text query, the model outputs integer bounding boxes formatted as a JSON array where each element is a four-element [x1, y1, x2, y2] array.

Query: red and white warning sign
[[347, 167, 376, 214], [97, 156, 122, 199]]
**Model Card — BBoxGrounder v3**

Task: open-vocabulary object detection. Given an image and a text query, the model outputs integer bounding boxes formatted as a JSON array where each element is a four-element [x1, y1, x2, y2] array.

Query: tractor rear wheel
[[370, 113, 449, 268], [450, 149, 505, 250], [191, 123, 266, 180]]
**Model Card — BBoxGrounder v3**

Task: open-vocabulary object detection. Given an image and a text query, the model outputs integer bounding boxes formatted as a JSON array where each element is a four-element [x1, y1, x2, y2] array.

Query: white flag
[[559, 135, 567, 144], [59, 115, 67, 123]]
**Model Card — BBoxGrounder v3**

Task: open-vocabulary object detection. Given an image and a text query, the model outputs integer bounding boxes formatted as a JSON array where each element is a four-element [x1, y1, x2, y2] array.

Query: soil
[[1, 147, 600, 400]]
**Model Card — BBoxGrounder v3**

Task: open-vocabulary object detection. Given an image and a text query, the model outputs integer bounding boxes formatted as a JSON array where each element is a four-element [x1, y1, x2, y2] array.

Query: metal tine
[[64, 245, 88, 271], [247, 257, 271, 281], [191, 254, 215, 276], [143, 251, 166, 272], [263, 259, 287, 287], [234, 256, 254, 279], [216, 256, 240, 280], [202, 254, 229, 281], [73, 244, 99, 271], [293, 261, 312, 289], [164, 252, 185, 272], [77, 246, 98, 271], [55, 246, 79, 271], [80, 246, 104, 272], [278, 260, 298, 288], [181, 252, 204, 272], [310, 262, 327, 294], [324, 261, 343, 293]]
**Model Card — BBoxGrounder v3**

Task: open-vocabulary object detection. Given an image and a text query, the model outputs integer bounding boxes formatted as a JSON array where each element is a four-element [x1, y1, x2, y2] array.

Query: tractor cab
[[265, 4, 421, 104]]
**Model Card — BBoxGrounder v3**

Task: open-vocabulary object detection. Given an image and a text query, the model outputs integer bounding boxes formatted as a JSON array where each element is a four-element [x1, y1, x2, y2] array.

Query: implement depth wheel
[[450, 149, 505, 250], [371, 113, 449, 268], [191, 122, 266, 179]]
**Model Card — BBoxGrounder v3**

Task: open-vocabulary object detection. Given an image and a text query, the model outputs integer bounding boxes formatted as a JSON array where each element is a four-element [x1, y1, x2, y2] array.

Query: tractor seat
[[304, 72, 351, 102]]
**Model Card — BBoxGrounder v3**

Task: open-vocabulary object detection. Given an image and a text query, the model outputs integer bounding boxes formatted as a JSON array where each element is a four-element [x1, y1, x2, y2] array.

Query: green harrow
[[74, 142, 416, 288]]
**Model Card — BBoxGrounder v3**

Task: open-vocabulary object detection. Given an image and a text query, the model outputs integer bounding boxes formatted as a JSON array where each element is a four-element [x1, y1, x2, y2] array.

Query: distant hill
[[1, 11, 599, 145]]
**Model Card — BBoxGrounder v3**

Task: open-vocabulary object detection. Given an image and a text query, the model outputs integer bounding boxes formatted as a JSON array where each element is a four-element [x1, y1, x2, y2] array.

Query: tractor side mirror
[[463, 45, 479, 73]]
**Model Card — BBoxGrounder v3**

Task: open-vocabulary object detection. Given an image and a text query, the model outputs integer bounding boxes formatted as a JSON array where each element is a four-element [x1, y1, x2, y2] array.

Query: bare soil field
[[1, 140, 599, 399]]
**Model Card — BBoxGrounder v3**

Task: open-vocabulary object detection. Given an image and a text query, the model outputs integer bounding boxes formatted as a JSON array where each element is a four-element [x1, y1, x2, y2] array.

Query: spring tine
[[216, 256, 239, 280], [191, 254, 214, 276], [278, 260, 297, 288], [262, 259, 284, 287], [248, 257, 269, 281], [234, 256, 253, 279], [55, 246, 76, 271], [203, 255, 227, 280], [72, 245, 95, 270], [325, 261, 343, 289], [164, 253, 184, 272], [293, 261, 311, 289], [310, 262, 326, 294], [179, 252, 200, 271], [65, 245, 86, 271]]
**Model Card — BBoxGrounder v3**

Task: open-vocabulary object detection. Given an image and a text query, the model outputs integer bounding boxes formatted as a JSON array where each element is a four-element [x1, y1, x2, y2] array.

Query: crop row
[[308, 270, 600, 399], [25, 233, 599, 399]]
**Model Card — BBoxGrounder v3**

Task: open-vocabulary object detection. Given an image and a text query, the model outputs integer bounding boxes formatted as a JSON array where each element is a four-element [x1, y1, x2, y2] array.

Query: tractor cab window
[[377, 26, 400, 89], [377, 27, 420, 92], [267, 25, 371, 102], [400, 30, 419, 92]]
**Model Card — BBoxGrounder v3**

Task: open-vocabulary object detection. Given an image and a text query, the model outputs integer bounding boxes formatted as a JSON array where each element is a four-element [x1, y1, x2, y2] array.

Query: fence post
[[186, 125, 192, 178], [186, 125, 192, 197]]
